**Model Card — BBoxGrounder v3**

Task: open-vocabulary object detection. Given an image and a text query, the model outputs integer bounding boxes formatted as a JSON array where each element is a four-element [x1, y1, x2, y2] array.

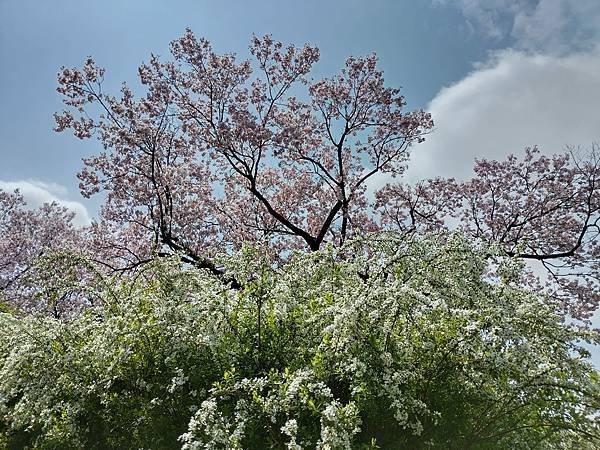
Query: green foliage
[[0, 234, 599, 449]]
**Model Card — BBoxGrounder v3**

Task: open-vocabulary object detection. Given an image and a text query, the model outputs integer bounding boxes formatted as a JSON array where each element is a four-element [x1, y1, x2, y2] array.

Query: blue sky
[[2, 0, 600, 216], [2, 1, 600, 361], [0, 0, 509, 216]]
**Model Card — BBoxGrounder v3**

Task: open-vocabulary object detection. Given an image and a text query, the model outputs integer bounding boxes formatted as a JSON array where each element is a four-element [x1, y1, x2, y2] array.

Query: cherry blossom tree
[[53, 30, 600, 318], [54, 30, 432, 275], [0, 189, 85, 316], [377, 146, 600, 319]]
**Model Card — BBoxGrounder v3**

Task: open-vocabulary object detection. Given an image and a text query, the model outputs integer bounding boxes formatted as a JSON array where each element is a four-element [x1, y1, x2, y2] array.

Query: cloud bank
[[406, 48, 600, 181], [0, 180, 91, 227]]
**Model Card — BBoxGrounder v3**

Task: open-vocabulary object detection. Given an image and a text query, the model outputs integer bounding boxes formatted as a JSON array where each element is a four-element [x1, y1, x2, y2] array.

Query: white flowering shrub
[[1, 234, 599, 449], [180, 368, 361, 450]]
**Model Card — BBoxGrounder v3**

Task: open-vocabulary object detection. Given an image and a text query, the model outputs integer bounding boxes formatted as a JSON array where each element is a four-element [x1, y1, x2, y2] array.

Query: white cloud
[[438, 0, 600, 54], [435, 0, 524, 40], [511, 0, 567, 52], [406, 48, 600, 181], [513, 0, 600, 53], [0, 180, 91, 227]]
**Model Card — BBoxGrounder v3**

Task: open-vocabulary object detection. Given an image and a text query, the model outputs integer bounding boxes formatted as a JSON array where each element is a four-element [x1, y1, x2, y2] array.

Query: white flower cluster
[[0, 234, 599, 448], [181, 368, 361, 449]]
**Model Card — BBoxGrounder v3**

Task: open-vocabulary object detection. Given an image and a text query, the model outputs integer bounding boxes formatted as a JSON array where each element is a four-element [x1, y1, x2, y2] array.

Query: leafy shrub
[[1, 234, 599, 449]]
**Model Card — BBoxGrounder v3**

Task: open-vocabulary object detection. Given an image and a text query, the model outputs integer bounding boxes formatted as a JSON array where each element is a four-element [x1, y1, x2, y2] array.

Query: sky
[[1, 1, 600, 358], [2, 0, 600, 216]]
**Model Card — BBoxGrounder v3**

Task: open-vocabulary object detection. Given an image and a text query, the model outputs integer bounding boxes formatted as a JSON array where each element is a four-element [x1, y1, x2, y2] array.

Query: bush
[[1, 234, 599, 449]]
